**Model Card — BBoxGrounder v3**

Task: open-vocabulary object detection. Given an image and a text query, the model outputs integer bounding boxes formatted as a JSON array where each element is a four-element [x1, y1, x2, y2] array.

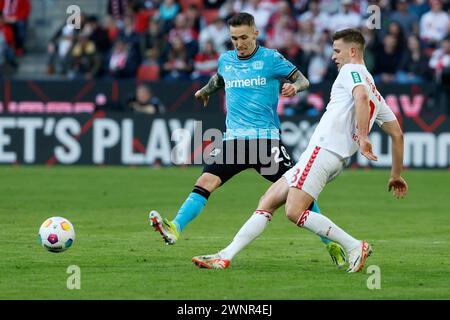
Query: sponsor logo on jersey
[[252, 60, 264, 70], [225, 65, 232, 71], [225, 76, 267, 88], [351, 71, 362, 83]]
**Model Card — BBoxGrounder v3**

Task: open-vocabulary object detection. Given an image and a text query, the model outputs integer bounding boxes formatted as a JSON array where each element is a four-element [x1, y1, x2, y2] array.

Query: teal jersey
[[218, 45, 298, 140]]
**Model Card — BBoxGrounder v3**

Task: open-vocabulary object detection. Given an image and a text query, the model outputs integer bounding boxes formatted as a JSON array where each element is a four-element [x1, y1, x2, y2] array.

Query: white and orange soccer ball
[[38, 217, 75, 252]]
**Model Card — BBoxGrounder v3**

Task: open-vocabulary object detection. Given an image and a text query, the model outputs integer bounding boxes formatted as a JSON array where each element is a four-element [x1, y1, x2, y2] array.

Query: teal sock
[[311, 201, 331, 245], [172, 192, 208, 232]]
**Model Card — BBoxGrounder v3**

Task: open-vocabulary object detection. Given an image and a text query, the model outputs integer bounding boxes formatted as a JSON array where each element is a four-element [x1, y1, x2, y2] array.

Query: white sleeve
[[338, 65, 366, 96], [375, 102, 397, 127]]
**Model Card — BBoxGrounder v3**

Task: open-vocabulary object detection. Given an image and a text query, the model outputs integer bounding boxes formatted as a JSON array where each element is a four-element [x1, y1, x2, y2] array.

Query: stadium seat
[[202, 9, 219, 24], [137, 64, 160, 81], [180, 0, 204, 11]]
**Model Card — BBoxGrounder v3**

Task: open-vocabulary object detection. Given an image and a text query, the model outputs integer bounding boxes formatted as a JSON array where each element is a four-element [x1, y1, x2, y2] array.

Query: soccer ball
[[38, 217, 75, 253]]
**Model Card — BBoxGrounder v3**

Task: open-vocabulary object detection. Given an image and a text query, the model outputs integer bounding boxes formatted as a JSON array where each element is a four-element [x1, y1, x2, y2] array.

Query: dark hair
[[332, 28, 365, 48], [87, 15, 99, 24], [227, 12, 255, 28]]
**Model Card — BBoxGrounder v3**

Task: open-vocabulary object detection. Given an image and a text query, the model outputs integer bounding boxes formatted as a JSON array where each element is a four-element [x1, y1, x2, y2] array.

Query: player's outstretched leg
[[286, 188, 372, 273], [149, 174, 218, 245], [310, 201, 347, 268], [193, 177, 287, 269], [192, 209, 273, 269], [149, 187, 207, 244]]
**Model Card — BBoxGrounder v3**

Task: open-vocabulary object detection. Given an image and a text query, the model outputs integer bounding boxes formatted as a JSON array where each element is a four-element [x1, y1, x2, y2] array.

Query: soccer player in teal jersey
[[149, 13, 346, 268]]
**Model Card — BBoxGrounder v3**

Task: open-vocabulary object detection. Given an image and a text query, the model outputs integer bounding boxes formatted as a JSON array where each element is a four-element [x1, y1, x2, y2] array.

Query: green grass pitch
[[0, 166, 449, 299]]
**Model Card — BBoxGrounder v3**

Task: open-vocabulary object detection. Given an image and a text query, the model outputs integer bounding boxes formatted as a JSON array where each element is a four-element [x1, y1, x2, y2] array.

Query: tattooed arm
[[194, 73, 225, 107], [281, 70, 310, 97]]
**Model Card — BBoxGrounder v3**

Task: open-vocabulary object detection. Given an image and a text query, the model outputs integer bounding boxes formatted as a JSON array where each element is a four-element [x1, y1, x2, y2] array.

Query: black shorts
[[202, 139, 293, 185]]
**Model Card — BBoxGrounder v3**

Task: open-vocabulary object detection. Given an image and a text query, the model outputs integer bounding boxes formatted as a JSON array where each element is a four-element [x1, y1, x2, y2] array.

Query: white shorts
[[283, 145, 345, 199]]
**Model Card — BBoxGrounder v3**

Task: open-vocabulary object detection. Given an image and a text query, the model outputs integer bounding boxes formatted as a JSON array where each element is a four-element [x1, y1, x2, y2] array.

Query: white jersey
[[308, 63, 397, 158]]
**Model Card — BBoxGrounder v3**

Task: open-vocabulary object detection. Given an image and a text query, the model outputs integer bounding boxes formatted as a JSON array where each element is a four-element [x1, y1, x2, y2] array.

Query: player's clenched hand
[[281, 83, 297, 97], [359, 137, 378, 161], [388, 176, 408, 199], [195, 90, 209, 107]]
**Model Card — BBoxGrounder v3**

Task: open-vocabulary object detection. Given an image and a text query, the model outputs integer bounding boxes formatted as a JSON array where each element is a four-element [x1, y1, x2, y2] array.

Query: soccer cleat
[[326, 242, 347, 268], [346, 241, 372, 273], [149, 210, 180, 245], [192, 254, 230, 269]]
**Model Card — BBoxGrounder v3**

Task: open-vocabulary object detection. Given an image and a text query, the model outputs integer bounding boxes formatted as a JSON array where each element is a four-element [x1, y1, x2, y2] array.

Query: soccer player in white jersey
[[192, 28, 408, 272]]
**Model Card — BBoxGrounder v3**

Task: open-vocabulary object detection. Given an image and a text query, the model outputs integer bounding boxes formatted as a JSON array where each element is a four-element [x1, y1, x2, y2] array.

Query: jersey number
[[272, 146, 291, 163]]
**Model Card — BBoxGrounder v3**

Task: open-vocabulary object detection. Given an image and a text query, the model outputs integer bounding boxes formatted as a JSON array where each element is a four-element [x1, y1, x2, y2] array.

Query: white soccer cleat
[[149, 210, 179, 245], [346, 241, 372, 273], [192, 254, 230, 269]]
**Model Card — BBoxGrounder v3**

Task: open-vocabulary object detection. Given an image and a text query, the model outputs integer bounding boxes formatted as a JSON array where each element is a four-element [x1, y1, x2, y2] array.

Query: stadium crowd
[[42, 0, 450, 86], [0, 0, 449, 87]]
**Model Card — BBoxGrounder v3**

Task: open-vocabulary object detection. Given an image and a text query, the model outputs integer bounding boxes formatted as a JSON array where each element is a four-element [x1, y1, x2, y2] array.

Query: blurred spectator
[[0, 0, 30, 55], [329, 0, 361, 32], [107, 0, 130, 27], [107, 38, 139, 78], [374, 34, 403, 83], [156, 0, 180, 32], [390, 0, 419, 37], [118, 14, 142, 63], [127, 83, 166, 114], [361, 25, 378, 72], [68, 31, 101, 79], [130, 0, 151, 34], [46, 14, 85, 75], [162, 35, 193, 80], [47, 24, 75, 75], [167, 13, 199, 58], [298, 0, 330, 36], [295, 18, 320, 71], [429, 36, 450, 113], [239, 0, 273, 40], [266, 1, 297, 38], [218, 0, 237, 22], [191, 39, 218, 80], [204, 0, 227, 9], [265, 14, 296, 50], [385, 21, 407, 57], [144, 17, 166, 63], [84, 15, 111, 55], [119, 14, 141, 47], [397, 34, 432, 83], [279, 32, 304, 70], [429, 35, 450, 83], [419, 0, 449, 47], [103, 15, 120, 43], [199, 16, 229, 53], [410, 0, 431, 19], [0, 30, 15, 75], [306, 31, 333, 84], [0, 10, 15, 72], [291, 0, 309, 16], [0, 12, 13, 47], [185, 4, 203, 34], [318, 0, 340, 15], [142, 0, 160, 9], [0, 32, 8, 73]]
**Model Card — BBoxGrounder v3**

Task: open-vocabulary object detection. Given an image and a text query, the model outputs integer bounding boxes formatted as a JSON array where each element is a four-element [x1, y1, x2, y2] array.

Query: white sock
[[219, 210, 272, 260], [297, 210, 360, 252]]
